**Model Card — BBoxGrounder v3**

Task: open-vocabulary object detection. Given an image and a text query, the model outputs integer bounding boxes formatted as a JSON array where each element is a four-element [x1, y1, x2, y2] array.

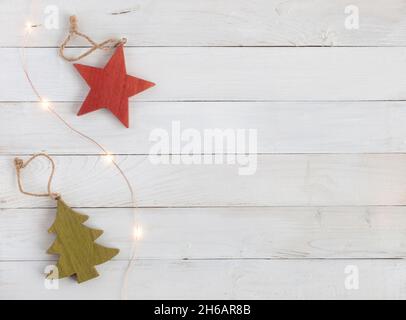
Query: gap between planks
[[1, 258, 404, 262]]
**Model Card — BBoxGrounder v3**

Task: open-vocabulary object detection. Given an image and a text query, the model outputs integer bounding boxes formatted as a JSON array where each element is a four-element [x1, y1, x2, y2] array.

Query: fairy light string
[[21, 14, 140, 300]]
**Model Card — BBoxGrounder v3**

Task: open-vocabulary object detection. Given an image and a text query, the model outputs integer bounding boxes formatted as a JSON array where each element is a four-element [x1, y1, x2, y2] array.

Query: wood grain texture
[[3, 154, 406, 208], [3, 0, 406, 47], [2, 260, 406, 299], [47, 199, 119, 283], [74, 45, 155, 128], [1, 207, 406, 261], [4, 47, 406, 102], [2, 0, 406, 300], [4, 101, 406, 154]]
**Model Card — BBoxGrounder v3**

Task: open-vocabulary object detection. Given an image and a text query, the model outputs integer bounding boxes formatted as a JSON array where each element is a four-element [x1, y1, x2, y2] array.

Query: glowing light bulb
[[40, 98, 50, 110], [103, 152, 115, 164], [25, 22, 33, 33], [133, 225, 143, 240]]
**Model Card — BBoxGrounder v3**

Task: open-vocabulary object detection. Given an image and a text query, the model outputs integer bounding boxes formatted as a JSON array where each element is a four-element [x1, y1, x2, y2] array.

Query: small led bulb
[[25, 22, 33, 33], [133, 225, 143, 240], [103, 152, 115, 164], [40, 98, 50, 110]]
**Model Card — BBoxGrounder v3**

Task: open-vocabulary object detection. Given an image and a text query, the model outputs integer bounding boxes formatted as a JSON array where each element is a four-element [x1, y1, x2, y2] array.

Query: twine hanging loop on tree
[[14, 153, 60, 200], [14, 153, 119, 283], [59, 15, 127, 62]]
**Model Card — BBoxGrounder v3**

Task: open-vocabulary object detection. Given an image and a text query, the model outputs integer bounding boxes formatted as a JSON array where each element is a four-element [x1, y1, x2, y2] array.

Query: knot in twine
[[69, 15, 78, 33], [59, 15, 127, 62], [14, 153, 60, 200], [14, 158, 24, 170]]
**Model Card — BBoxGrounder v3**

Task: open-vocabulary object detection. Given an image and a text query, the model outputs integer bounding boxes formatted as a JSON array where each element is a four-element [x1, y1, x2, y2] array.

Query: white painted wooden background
[[1, 0, 406, 299]]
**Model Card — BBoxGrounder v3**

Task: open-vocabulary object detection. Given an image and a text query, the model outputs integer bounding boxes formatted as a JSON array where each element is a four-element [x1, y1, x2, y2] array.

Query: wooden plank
[[4, 101, 406, 154], [1, 207, 406, 260], [1, 259, 406, 299], [3, 154, 406, 208], [4, 47, 406, 102], [4, 0, 406, 47]]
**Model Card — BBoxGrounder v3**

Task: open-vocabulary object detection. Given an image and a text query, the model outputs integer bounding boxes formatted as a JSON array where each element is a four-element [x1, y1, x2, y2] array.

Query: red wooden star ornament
[[74, 45, 155, 128]]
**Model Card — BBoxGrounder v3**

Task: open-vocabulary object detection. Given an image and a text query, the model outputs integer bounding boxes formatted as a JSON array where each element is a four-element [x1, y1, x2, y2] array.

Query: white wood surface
[[3, 155, 406, 208], [2, 0, 406, 300], [3, 101, 406, 154], [3, 0, 406, 47], [2, 260, 406, 300], [1, 207, 406, 260], [3, 47, 406, 102]]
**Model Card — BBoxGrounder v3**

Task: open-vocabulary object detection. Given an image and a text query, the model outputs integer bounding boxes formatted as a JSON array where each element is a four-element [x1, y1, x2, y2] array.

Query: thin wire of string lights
[[21, 4, 141, 299]]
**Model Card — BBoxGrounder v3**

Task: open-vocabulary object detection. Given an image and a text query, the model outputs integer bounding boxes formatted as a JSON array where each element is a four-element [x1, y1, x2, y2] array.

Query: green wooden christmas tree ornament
[[14, 153, 119, 284], [47, 199, 119, 283]]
